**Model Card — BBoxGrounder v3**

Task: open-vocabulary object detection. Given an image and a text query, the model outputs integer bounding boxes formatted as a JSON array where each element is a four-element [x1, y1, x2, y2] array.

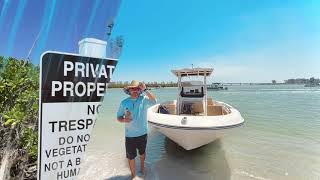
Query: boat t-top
[[147, 67, 244, 150]]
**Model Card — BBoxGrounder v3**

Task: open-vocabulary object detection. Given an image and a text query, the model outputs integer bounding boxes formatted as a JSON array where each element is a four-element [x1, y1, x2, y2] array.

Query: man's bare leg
[[128, 159, 136, 179], [140, 153, 145, 174]]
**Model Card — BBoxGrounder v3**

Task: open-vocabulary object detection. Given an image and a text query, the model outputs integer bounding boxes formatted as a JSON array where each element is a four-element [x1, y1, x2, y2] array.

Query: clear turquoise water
[[79, 85, 320, 180]]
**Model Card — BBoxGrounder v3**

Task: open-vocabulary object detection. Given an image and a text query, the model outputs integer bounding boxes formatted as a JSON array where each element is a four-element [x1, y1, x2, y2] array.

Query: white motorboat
[[147, 68, 244, 150]]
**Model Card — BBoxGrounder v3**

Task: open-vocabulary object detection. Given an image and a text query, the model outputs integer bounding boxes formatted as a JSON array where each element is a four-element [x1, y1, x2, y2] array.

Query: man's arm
[[144, 89, 156, 101], [139, 82, 156, 102]]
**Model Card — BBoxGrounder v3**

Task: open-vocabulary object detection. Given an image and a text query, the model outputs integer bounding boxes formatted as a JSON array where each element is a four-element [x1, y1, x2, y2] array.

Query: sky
[[1, 0, 320, 83], [0, 0, 121, 62]]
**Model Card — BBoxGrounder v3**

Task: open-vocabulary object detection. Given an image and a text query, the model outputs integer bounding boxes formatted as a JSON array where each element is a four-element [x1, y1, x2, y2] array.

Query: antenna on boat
[[106, 20, 114, 40], [191, 64, 194, 69]]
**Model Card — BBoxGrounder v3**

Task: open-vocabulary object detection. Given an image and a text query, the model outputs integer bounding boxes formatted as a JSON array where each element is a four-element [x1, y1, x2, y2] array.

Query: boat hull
[[149, 122, 241, 150], [147, 102, 244, 150]]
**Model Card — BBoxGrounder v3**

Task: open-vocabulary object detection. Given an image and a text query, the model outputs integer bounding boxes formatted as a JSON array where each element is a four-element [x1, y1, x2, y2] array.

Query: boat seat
[[192, 102, 204, 113], [207, 105, 223, 116], [163, 104, 176, 114]]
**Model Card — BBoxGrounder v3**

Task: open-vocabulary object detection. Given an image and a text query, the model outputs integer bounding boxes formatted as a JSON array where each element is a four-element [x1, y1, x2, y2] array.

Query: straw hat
[[125, 80, 140, 89], [123, 80, 141, 95]]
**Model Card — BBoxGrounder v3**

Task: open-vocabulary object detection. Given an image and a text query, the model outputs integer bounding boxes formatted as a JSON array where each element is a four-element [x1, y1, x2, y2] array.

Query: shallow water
[[78, 85, 320, 180]]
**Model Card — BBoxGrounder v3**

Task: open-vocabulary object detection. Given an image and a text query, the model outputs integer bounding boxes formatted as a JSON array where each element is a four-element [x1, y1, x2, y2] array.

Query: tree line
[[284, 77, 320, 84], [109, 81, 178, 88]]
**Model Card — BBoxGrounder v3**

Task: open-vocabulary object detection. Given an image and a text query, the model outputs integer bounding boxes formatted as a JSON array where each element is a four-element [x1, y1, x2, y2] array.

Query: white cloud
[[190, 48, 320, 83]]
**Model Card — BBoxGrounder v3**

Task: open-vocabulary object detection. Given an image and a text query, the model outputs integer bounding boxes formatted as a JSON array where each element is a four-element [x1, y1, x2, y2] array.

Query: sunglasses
[[129, 87, 140, 91]]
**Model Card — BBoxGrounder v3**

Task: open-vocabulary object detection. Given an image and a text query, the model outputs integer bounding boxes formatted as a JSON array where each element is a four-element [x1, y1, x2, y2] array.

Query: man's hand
[[122, 117, 132, 123], [139, 82, 146, 91], [118, 110, 132, 123], [123, 110, 132, 123]]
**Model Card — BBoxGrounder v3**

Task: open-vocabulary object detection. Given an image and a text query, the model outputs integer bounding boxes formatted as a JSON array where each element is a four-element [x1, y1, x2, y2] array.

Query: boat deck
[[159, 98, 230, 116]]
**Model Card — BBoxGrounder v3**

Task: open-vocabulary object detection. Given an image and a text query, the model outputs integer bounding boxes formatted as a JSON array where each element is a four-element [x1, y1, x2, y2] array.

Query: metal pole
[[177, 75, 181, 115], [204, 73, 207, 116]]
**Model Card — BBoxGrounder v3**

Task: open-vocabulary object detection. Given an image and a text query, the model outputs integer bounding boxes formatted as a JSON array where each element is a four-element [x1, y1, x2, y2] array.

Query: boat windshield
[[181, 81, 203, 87], [180, 87, 204, 97]]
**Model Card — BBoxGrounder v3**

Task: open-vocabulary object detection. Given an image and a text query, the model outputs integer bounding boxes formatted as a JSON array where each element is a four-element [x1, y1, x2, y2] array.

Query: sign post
[[38, 51, 117, 180]]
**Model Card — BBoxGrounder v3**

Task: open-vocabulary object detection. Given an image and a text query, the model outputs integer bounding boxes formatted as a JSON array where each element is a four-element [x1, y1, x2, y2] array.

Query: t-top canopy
[[171, 68, 214, 77]]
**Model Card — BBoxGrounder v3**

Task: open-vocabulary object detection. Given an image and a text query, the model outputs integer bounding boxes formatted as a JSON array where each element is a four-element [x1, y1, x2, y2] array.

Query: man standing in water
[[117, 80, 157, 179]]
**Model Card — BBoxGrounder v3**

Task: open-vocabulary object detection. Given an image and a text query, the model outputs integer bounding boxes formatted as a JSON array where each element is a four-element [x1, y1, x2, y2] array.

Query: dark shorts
[[125, 134, 147, 160]]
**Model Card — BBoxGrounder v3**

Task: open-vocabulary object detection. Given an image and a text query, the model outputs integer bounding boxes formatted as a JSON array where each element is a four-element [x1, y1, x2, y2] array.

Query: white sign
[[38, 51, 118, 180]]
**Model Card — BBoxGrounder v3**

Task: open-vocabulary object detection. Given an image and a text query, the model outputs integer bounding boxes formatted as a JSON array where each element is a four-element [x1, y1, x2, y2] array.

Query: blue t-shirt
[[117, 94, 157, 137]]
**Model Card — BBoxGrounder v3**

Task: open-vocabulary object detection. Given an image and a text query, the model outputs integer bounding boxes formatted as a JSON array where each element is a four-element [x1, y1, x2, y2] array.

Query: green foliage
[[21, 127, 38, 161], [0, 57, 39, 161], [0, 56, 4, 79], [0, 56, 3, 68]]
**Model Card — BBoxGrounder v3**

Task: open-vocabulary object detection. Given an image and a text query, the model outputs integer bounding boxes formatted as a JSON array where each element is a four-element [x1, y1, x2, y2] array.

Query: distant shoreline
[[108, 77, 319, 88], [107, 83, 309, 88]]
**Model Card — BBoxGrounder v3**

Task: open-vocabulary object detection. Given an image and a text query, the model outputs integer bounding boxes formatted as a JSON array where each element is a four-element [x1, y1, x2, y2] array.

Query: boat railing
[[215, 101, 232, 114]]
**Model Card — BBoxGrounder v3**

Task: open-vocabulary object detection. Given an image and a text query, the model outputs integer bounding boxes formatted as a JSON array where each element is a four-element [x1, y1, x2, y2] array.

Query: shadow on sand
[[149, 137, 231, 180]]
